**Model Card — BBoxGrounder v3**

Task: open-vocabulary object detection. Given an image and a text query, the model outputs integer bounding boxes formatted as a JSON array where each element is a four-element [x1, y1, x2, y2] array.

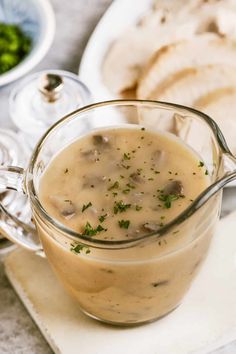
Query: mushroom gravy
[[39, 127, 209, 241], [36, 127, 217, 324]]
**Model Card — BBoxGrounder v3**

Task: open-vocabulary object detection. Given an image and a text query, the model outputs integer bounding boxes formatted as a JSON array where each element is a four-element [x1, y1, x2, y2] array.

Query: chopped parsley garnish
[[123, 153, 131, 160], [82, 202, 92, 212], [108, 181, 119, 190], [158, 194, 180, 209], [82, 222, 107, 236], [99, 214, 107, 223], [121, 164, 131, 170], [122, 189, 130, 194], [114, 200, 131, 214], [126, 183, 135, 189], [118, 220, 130, 229], [64, 199, 72, 204], [205, 170, 209, 175], [70, 243, 90, 254], [135, 205, 142, 211], [198, 161, 204, 167], [0, 23, 32, 75]]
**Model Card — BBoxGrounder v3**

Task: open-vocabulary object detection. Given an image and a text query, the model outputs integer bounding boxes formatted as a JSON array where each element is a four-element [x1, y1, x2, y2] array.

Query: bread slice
[[144, 65, 236, 109], [137, 37, 236, 100], [194, 87, 236, 153]]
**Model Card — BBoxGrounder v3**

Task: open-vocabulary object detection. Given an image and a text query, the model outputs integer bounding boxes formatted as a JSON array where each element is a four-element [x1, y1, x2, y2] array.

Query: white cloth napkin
[[4, 211, 236, 354]]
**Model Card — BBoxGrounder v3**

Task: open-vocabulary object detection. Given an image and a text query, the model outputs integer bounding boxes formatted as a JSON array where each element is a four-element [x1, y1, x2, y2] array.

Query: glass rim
[[27, 99, 235, 249]]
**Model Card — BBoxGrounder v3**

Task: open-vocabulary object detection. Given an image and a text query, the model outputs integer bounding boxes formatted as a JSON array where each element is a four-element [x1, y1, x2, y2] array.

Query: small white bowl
[[0, 0, 55, 86]]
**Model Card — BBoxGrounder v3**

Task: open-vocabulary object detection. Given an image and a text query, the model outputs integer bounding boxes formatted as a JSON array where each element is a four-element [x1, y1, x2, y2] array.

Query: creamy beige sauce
[[36, 127, 219, 324], [39, 128, 209, 240]]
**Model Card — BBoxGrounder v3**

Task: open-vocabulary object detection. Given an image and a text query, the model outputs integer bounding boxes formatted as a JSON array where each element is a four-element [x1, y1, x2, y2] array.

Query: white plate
[[79, 0, 153, 101], [79, 0, 236, 188]]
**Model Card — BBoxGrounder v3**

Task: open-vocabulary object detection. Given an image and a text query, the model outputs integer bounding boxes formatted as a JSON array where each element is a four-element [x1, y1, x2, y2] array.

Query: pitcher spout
[[191, 152, 236, 215], [220, 152, 236, 178]]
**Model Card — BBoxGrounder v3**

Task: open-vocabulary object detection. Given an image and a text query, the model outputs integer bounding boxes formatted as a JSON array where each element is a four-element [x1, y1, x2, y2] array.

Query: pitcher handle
[[0, 166, 42, 252]]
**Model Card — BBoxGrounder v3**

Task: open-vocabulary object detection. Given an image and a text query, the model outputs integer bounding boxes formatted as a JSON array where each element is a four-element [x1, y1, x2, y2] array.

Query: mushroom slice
[[92, 135, 110, 148], [83, 175, 107, 188], [151, 150, 166, 166], [131, 192, 144, 204], [142, 222, 160, 232], [49, 196, 76, 220], [88, 206, 99, 216], [129, 172, 145, 184], [163, 180, 183, 196], [81, 149, 99, 162]]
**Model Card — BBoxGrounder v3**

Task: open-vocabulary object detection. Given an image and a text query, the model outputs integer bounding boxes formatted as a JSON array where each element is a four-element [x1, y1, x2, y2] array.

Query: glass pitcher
[[1, 100, 236, 326]]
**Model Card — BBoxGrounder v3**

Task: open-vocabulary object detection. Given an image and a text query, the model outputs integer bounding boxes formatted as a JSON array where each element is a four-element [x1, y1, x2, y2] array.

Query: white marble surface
[[0, 0, 236, 353]]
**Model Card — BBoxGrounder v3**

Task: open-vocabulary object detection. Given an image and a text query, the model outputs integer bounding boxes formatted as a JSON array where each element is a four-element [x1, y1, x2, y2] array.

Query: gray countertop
[[0, 0, 236, 353]]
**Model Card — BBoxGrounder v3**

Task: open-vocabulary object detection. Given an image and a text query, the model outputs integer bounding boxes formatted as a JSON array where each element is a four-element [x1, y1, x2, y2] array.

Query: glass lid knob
[[9, 69, 92, 151], [39, 73, 64, 102]]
